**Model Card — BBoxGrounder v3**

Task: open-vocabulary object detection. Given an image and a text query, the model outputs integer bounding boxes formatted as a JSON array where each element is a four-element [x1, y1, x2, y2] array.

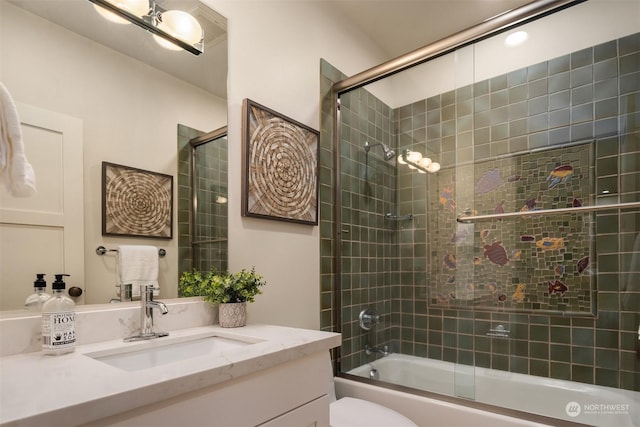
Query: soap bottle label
[[42, 312, 76, 349]]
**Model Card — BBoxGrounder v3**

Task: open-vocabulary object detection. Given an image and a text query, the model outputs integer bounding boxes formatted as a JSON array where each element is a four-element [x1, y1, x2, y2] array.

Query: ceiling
[[10, 0, 536, 98], [330, 0, 535, 59]]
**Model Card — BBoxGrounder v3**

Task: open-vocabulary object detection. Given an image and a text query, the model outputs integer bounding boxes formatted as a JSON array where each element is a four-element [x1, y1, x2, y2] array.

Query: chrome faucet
[[365, 343, 390, 357], [124, 285, 169, 342]]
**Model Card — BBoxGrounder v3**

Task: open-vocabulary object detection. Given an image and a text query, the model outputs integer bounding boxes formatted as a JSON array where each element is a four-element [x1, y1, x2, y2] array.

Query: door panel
[[0, 103, 84, 309]]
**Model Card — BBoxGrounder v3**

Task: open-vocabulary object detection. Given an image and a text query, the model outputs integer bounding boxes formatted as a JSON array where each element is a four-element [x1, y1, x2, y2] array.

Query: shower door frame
[[331, 0, 587, 374]]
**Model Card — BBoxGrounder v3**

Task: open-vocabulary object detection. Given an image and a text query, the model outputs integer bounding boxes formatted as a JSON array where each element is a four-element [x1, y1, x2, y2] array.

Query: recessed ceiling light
[[505, 31, 528, 47]]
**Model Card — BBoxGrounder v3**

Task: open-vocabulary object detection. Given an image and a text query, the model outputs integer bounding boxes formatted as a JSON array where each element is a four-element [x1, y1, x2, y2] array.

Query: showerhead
[[364, 141, 396, 161]]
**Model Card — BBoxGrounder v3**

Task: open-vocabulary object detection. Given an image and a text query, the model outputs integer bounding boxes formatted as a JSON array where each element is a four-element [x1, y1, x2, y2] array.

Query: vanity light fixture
[[399, 149, 441, 174], [92, 0, 148, 24], [152, 9, 203, 51], [88, 0, 204, 55]]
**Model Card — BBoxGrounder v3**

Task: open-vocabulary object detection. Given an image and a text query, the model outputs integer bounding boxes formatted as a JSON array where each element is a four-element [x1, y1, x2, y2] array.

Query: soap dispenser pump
[[24, 273, 50, 311], [41, 274, 76, 355]]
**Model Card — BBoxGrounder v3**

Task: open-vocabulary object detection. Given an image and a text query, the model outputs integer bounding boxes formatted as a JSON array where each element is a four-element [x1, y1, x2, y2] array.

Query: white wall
[[205, 0, 388, 329], [0, 2, 227, 304], [386, 0, 640, 108]]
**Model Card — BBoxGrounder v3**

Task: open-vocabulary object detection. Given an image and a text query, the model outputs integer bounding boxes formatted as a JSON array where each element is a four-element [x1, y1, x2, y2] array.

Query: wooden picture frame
[[102, 162, 173, 239], [242, 99, 319, 225]]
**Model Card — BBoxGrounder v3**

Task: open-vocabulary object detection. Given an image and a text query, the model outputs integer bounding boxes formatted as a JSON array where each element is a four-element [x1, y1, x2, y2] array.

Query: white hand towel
[[117, 245, 159, 297], [0, 81, 36, 197]]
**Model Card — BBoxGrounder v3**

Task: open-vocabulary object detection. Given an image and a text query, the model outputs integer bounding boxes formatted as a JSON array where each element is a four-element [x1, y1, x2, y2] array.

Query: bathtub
[[338, 354, 639, 427]]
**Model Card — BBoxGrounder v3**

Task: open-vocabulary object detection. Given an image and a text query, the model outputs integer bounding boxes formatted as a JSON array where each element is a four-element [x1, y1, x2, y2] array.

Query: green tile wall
[[326, 67, 400, 369], [319, 59, 344, 335], [321, 32, 640, 393]]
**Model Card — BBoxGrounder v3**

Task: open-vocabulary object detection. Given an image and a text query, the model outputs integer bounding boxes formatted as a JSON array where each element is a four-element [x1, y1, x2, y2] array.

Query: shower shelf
[[486, 324, 510, 338], [385, 213, 413, 221], [456, 201, 640, 224]]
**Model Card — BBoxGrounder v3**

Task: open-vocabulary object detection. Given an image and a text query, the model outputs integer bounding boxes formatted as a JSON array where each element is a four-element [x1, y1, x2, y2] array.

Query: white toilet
[[328, 358, 417, 427]]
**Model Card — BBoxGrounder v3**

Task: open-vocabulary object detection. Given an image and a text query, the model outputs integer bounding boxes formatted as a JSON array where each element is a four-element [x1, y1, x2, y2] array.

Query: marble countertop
[[0, 324, 341, 426]]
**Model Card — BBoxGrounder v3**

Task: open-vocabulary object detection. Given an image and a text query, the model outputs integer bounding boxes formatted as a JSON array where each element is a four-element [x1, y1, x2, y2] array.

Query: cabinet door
[[0, 103, 84, 309]]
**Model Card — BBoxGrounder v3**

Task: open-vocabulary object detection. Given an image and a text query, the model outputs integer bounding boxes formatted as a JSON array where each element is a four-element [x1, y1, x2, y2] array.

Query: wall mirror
[[0, 0, 228, 310]]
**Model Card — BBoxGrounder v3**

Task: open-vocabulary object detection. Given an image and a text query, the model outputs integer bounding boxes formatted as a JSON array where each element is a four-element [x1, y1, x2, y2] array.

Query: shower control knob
[[359, 308, 380, 330]]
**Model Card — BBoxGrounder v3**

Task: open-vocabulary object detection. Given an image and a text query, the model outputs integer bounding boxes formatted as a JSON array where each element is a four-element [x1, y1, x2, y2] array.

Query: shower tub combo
[[339, 354, 638, 426], [324, 0, 640, 425]]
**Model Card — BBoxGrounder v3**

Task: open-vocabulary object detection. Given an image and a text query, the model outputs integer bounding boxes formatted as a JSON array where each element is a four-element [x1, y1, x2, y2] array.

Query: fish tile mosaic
[[483, 241, 509, 266], [475, 169, 503, 194], [546, 165, 574, 188], [428, 143, 595, 314]]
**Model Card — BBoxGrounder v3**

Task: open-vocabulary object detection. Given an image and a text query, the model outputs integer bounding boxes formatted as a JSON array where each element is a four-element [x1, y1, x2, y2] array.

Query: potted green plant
[[178, 269, 211, 298], [179, 267, 266, 327]]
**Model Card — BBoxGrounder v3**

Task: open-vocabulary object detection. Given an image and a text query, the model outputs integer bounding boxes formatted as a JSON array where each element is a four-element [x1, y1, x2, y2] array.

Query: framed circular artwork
[[242, 99, 319, 225], [102, 162, 173, 239]]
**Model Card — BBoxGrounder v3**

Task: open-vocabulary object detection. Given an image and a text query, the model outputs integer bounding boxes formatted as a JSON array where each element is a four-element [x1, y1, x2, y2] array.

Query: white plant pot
[[218, 302, 247, 327]]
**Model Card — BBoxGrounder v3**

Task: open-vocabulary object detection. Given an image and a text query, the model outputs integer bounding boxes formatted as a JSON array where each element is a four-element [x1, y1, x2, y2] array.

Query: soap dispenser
[[41, 274, 76, 355], [24, 273, 50, 311]]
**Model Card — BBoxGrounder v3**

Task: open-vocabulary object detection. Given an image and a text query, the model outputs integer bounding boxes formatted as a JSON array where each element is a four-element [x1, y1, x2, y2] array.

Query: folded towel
[[0, 81, 36, 197], [117, 245, 159, 297]]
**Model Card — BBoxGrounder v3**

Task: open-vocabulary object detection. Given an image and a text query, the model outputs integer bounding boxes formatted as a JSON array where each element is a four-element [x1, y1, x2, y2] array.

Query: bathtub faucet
[[365, 343, 390, 357]]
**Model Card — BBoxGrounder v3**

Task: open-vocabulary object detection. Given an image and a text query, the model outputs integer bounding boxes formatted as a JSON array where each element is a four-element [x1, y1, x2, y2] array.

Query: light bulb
[[419, 157, 432, 169], [406, 151, 422, 163], [93, 0, 149, 24], [154, 10, 203, 51], [427, 162, 441, 173], [397, 152, 408, 165]]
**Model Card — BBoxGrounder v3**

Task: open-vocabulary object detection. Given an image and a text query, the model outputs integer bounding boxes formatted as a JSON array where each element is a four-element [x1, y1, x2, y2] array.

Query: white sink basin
[[87, 335, 251, 371]]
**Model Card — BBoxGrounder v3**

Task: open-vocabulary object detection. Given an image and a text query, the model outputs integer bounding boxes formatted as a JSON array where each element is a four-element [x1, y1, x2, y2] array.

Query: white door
[[0, 103, 84, 310]]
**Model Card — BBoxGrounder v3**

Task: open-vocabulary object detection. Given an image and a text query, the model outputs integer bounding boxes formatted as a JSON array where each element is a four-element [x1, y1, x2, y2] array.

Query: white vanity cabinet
[[86, 352, 330, 427], [0, 317, 341, 427]]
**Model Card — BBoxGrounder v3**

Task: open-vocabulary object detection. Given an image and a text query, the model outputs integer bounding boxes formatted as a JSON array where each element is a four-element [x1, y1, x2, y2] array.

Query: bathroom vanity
[[0, 300, 341, 426]]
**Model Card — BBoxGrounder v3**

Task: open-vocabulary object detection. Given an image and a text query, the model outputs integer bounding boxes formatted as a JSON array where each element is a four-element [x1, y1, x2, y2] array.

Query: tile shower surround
[[320, 33, 640, 392]]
